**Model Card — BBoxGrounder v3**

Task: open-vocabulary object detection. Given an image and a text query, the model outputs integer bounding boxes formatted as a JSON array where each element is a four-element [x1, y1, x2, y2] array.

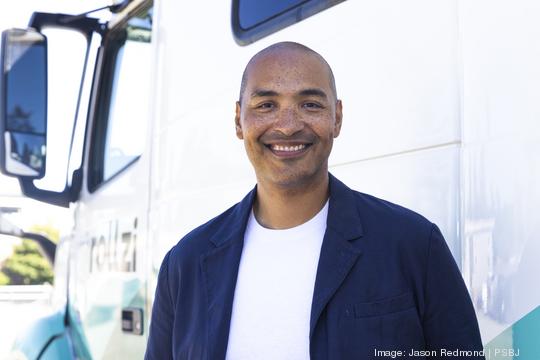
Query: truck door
[[67, 5, 154, 359]]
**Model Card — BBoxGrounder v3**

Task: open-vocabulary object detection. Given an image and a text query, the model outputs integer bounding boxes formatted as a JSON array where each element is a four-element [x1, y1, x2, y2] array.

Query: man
[[145, 42, 484, 359]]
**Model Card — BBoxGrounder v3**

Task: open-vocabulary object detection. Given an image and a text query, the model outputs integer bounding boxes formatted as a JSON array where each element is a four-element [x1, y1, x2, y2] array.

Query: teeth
[[272, 144, 306, 152]]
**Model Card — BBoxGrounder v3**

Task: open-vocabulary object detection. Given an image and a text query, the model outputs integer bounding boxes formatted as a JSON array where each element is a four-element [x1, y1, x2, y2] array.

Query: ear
[[333, 100, 343, 138], [235, 101, 243, 139]]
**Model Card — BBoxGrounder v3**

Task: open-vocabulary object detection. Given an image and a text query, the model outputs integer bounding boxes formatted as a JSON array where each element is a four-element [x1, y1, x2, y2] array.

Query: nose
[[273, 106, 304, 136]]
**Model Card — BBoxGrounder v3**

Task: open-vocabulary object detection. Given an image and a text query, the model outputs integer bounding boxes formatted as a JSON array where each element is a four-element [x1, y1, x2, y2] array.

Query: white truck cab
[[1, 0, 539, 358]]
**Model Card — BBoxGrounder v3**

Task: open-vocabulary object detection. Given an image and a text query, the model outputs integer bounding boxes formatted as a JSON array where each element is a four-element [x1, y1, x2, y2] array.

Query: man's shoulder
[[331, 174, 432, 232], [349, 188, 435, 245], [354, 190, 431, 225]]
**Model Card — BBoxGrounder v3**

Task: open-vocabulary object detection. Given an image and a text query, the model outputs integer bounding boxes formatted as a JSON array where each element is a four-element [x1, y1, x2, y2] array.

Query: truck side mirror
[[0, 28, 47, 179]]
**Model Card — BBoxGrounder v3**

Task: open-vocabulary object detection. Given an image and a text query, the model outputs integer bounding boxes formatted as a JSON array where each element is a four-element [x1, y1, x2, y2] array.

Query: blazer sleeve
[[145, 250, 174, 360], [422, 224, 485, 358]]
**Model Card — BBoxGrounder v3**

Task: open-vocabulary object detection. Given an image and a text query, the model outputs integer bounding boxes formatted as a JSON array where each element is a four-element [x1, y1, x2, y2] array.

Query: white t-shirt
[[225, 201, 329, 360]]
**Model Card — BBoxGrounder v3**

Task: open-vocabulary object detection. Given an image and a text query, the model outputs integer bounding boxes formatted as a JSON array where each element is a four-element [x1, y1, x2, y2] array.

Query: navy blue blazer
[[145, 174, 484, 359]]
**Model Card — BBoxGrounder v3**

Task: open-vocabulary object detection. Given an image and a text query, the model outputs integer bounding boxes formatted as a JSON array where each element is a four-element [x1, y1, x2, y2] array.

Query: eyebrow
[[250, 89, 279, 98], [249, 88, 328, 99], [298, 88, 328, 100]]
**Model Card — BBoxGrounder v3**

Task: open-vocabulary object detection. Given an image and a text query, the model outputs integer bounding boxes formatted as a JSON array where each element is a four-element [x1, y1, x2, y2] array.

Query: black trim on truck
[[231, 0, 346, 45]]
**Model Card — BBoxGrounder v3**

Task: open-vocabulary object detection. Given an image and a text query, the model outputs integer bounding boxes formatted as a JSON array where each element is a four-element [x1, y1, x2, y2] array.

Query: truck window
[[232, 0, 345, 45], [88, 9, 153, 190], [237, 0, 306, 30]]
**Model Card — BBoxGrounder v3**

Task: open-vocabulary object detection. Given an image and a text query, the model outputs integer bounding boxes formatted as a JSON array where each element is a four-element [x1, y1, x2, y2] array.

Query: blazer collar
[[208, 186, 256, 248], [326, 173, 364, 240]]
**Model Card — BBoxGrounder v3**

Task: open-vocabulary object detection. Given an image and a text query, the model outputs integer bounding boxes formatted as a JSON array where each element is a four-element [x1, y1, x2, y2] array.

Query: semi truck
[[1, 0, 539, 358]]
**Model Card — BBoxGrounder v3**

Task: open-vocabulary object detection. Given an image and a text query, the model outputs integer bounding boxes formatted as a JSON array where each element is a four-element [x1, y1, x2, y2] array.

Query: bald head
[[238, 42, 337, 104]]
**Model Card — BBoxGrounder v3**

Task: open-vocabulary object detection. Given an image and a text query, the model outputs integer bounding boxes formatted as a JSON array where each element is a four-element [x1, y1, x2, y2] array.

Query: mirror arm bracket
[[29, 12, 103, 36], [0, 215, 56, 266], [20, 231, 56, 265], [18, 167, 83, 208]]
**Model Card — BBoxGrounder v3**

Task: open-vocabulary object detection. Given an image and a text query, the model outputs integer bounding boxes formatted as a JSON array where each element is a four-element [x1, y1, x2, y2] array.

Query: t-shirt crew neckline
[[249, 199, 330, 236]]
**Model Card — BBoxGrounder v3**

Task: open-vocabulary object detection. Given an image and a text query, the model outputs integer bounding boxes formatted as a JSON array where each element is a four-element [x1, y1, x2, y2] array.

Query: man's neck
[[253, 173, 329, 229]]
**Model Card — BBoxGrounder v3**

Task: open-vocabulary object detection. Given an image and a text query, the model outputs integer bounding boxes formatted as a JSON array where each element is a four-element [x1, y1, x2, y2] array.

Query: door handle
[[121, 307, 143, 335]]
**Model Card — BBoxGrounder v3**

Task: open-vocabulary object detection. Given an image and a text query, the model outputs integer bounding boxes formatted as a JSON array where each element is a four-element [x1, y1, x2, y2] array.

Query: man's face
[[235, 49, 342, 188]]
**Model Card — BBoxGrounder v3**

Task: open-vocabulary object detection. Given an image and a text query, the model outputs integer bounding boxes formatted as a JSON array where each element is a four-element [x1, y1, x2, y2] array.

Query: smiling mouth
[[265, 143, 313, 157]]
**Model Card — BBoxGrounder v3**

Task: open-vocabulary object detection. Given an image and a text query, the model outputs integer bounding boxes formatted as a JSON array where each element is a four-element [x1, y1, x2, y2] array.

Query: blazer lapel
[[310, 174, 364, 338], [200, 188, 255, 360]]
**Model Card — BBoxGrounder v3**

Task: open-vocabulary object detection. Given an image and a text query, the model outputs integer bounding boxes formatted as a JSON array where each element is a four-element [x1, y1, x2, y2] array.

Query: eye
[[256, 102, 275, 110], [302, 102, 323, 110]]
